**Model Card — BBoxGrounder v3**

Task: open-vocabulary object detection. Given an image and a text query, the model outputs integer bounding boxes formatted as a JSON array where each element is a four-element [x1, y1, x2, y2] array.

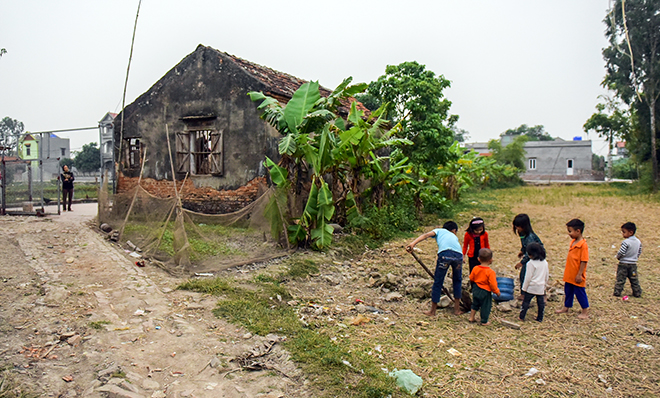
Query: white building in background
[[98, 112, 116, 187], [466, 137, 599, 181], [34, 133, 70, 181]]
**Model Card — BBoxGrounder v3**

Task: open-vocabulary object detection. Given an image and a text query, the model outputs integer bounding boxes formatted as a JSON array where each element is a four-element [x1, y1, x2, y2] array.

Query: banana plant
[[250, 78, 409, 249]]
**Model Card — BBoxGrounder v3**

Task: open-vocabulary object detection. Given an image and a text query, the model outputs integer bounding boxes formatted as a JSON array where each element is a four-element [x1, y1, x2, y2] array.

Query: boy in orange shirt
[[469, 248, 500, 325], [556, 218, 590, 320]]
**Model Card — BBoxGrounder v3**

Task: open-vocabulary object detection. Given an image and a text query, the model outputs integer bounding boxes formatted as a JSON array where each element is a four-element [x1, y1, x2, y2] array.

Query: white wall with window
[[528, 158, 537, 170]]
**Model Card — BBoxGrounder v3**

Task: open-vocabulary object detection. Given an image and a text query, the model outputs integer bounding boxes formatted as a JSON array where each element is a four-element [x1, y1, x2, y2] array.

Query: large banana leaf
[[287, 223, 307, 245], [316, 124, 334, 174], [334, 118, 346, 131], [339, 126, 365, 147], [347, 101, 364, 125], [301, 181, 319, 225], [283, 81, 321, 133], [311, 223, 334, 249], [264, 157, 288, 186], [311, 180, 335, 249], [247, 91, 267, 103], [278, 135, 297, 155], [264, 186, 288, 240], [316, 179, 335, 221], [344, 191, 363, 225], [329, 77, 353, 98], [301, 144, 319, 174], [343, 82, 368, 96]]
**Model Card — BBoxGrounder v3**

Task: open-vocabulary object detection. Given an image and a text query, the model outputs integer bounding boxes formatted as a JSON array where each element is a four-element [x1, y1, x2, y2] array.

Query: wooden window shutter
[[209, 129, 223, 175], [175, 132, 191, 173]]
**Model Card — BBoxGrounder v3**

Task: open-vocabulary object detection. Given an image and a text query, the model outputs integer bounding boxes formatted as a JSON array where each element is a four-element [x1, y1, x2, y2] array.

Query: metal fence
[[1, 157, 62, 215]]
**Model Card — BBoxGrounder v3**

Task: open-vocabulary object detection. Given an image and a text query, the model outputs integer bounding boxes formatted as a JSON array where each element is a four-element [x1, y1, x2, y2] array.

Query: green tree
[[74, 142, 100, 173], [367, 61, 456, 170], [488, 135, 529, 170], [602, 0, 660, 189], [583, 96, 630, 179], [353, 92, 381, 112], [0, 117, 24, 156], [502, 124, 553, 141], [592, 154, 606, 172], [451, 126, 470, 143], [60, 157, 74, 169]]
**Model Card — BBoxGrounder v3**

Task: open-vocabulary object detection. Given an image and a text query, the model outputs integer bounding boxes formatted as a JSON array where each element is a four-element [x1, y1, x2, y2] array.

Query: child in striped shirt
[[614, 222, 642, 297]]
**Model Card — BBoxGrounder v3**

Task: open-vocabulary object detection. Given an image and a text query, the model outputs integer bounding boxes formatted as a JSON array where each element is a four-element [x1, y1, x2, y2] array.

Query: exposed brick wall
[[117, 173, 267, 214]]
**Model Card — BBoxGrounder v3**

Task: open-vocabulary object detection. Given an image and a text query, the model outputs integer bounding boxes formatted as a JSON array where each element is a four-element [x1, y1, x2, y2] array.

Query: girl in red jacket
[[463, 218, 490, 275]]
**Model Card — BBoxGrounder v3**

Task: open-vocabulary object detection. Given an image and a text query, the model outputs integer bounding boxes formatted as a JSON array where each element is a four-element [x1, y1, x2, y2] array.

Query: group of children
[[406, 215, 643, 325]]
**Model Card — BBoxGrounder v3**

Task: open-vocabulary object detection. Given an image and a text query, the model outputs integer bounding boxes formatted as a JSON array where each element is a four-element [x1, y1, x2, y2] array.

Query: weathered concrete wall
[[114, 45, 280, 192]]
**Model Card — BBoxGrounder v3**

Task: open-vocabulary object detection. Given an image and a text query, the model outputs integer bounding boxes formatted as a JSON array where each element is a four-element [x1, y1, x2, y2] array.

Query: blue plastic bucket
[[493, 277, 515, 302]]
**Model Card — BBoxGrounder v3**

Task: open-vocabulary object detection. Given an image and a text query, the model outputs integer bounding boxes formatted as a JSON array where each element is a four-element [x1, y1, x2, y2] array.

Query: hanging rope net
[[98, 170, 288, 275]]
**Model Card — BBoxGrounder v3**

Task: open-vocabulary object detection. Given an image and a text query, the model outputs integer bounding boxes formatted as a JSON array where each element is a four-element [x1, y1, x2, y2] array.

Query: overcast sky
[[1, 0, 612, 154]]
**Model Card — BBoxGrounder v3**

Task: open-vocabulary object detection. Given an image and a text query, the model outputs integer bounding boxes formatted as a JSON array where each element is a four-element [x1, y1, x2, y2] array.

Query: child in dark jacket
[[469, 248, 500, 326], [513, 214, 544, 299], [463, 217, 490, 276]]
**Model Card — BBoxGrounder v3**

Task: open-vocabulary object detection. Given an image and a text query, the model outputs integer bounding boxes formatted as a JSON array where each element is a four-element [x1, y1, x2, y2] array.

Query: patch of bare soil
[[0, 213, 308, 397]]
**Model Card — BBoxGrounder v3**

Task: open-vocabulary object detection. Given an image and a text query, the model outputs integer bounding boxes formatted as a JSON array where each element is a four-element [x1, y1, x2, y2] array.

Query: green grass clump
[[281, 259, 318, 280], [88, 320, 111, 330], [254, 274, 280, 284], [177, 277, 234, 296], [110, 370, 126, 379], [178, 276, 398, 397]]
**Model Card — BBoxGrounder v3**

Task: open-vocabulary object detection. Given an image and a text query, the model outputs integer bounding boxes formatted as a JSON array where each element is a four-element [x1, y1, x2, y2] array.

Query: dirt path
[[0, 204, 306, 397]]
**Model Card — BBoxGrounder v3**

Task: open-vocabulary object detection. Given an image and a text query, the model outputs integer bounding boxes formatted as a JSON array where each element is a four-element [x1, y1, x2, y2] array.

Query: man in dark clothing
[[61, 165, 75, 211]]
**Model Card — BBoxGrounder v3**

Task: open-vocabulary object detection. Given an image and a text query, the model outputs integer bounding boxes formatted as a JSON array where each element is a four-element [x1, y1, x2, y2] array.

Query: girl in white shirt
[[519, 243, 549, 322]]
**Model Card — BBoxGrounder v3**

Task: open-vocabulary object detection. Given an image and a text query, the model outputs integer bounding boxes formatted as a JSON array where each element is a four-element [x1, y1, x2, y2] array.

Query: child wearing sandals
[[519, 243, 549, 322], [469, 248, 500, 326]]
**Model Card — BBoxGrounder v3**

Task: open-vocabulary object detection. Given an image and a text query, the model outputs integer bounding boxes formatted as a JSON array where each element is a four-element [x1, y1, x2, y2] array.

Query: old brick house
[[114, 45, 359, 213]]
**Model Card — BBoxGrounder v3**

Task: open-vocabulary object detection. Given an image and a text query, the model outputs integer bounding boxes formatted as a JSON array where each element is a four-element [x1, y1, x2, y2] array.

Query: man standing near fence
[[60, 165, 74, 211]]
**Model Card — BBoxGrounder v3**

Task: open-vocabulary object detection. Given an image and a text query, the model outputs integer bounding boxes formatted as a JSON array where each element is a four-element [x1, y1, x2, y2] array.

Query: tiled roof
[[204, 46, 369, 113]]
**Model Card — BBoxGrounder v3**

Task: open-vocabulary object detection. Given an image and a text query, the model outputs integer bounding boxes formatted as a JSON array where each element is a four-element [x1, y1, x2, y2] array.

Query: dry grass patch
[[285, 185, 660, 397]]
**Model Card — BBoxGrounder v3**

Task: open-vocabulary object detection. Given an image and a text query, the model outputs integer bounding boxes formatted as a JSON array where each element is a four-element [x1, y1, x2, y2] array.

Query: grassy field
[[182, 184, 660, 397]]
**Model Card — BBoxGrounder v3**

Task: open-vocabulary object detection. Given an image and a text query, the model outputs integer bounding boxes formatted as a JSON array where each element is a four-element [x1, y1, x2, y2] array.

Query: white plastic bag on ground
[[389, 369, 423, 394]]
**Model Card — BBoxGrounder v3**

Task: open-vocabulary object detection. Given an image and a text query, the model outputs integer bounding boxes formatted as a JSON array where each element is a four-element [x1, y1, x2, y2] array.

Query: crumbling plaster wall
[[114, 45, 281, 194]]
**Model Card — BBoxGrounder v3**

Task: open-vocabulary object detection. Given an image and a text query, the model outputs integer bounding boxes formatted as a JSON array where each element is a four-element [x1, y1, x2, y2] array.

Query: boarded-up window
[[123, 138, 141, 169], [128, 138, 141, 169], [175, 132, 190, 174], [176, 129, 223, 175]]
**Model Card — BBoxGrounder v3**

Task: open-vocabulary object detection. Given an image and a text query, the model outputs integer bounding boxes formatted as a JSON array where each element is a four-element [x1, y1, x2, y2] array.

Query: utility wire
[[117, 0, 142, 175]]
